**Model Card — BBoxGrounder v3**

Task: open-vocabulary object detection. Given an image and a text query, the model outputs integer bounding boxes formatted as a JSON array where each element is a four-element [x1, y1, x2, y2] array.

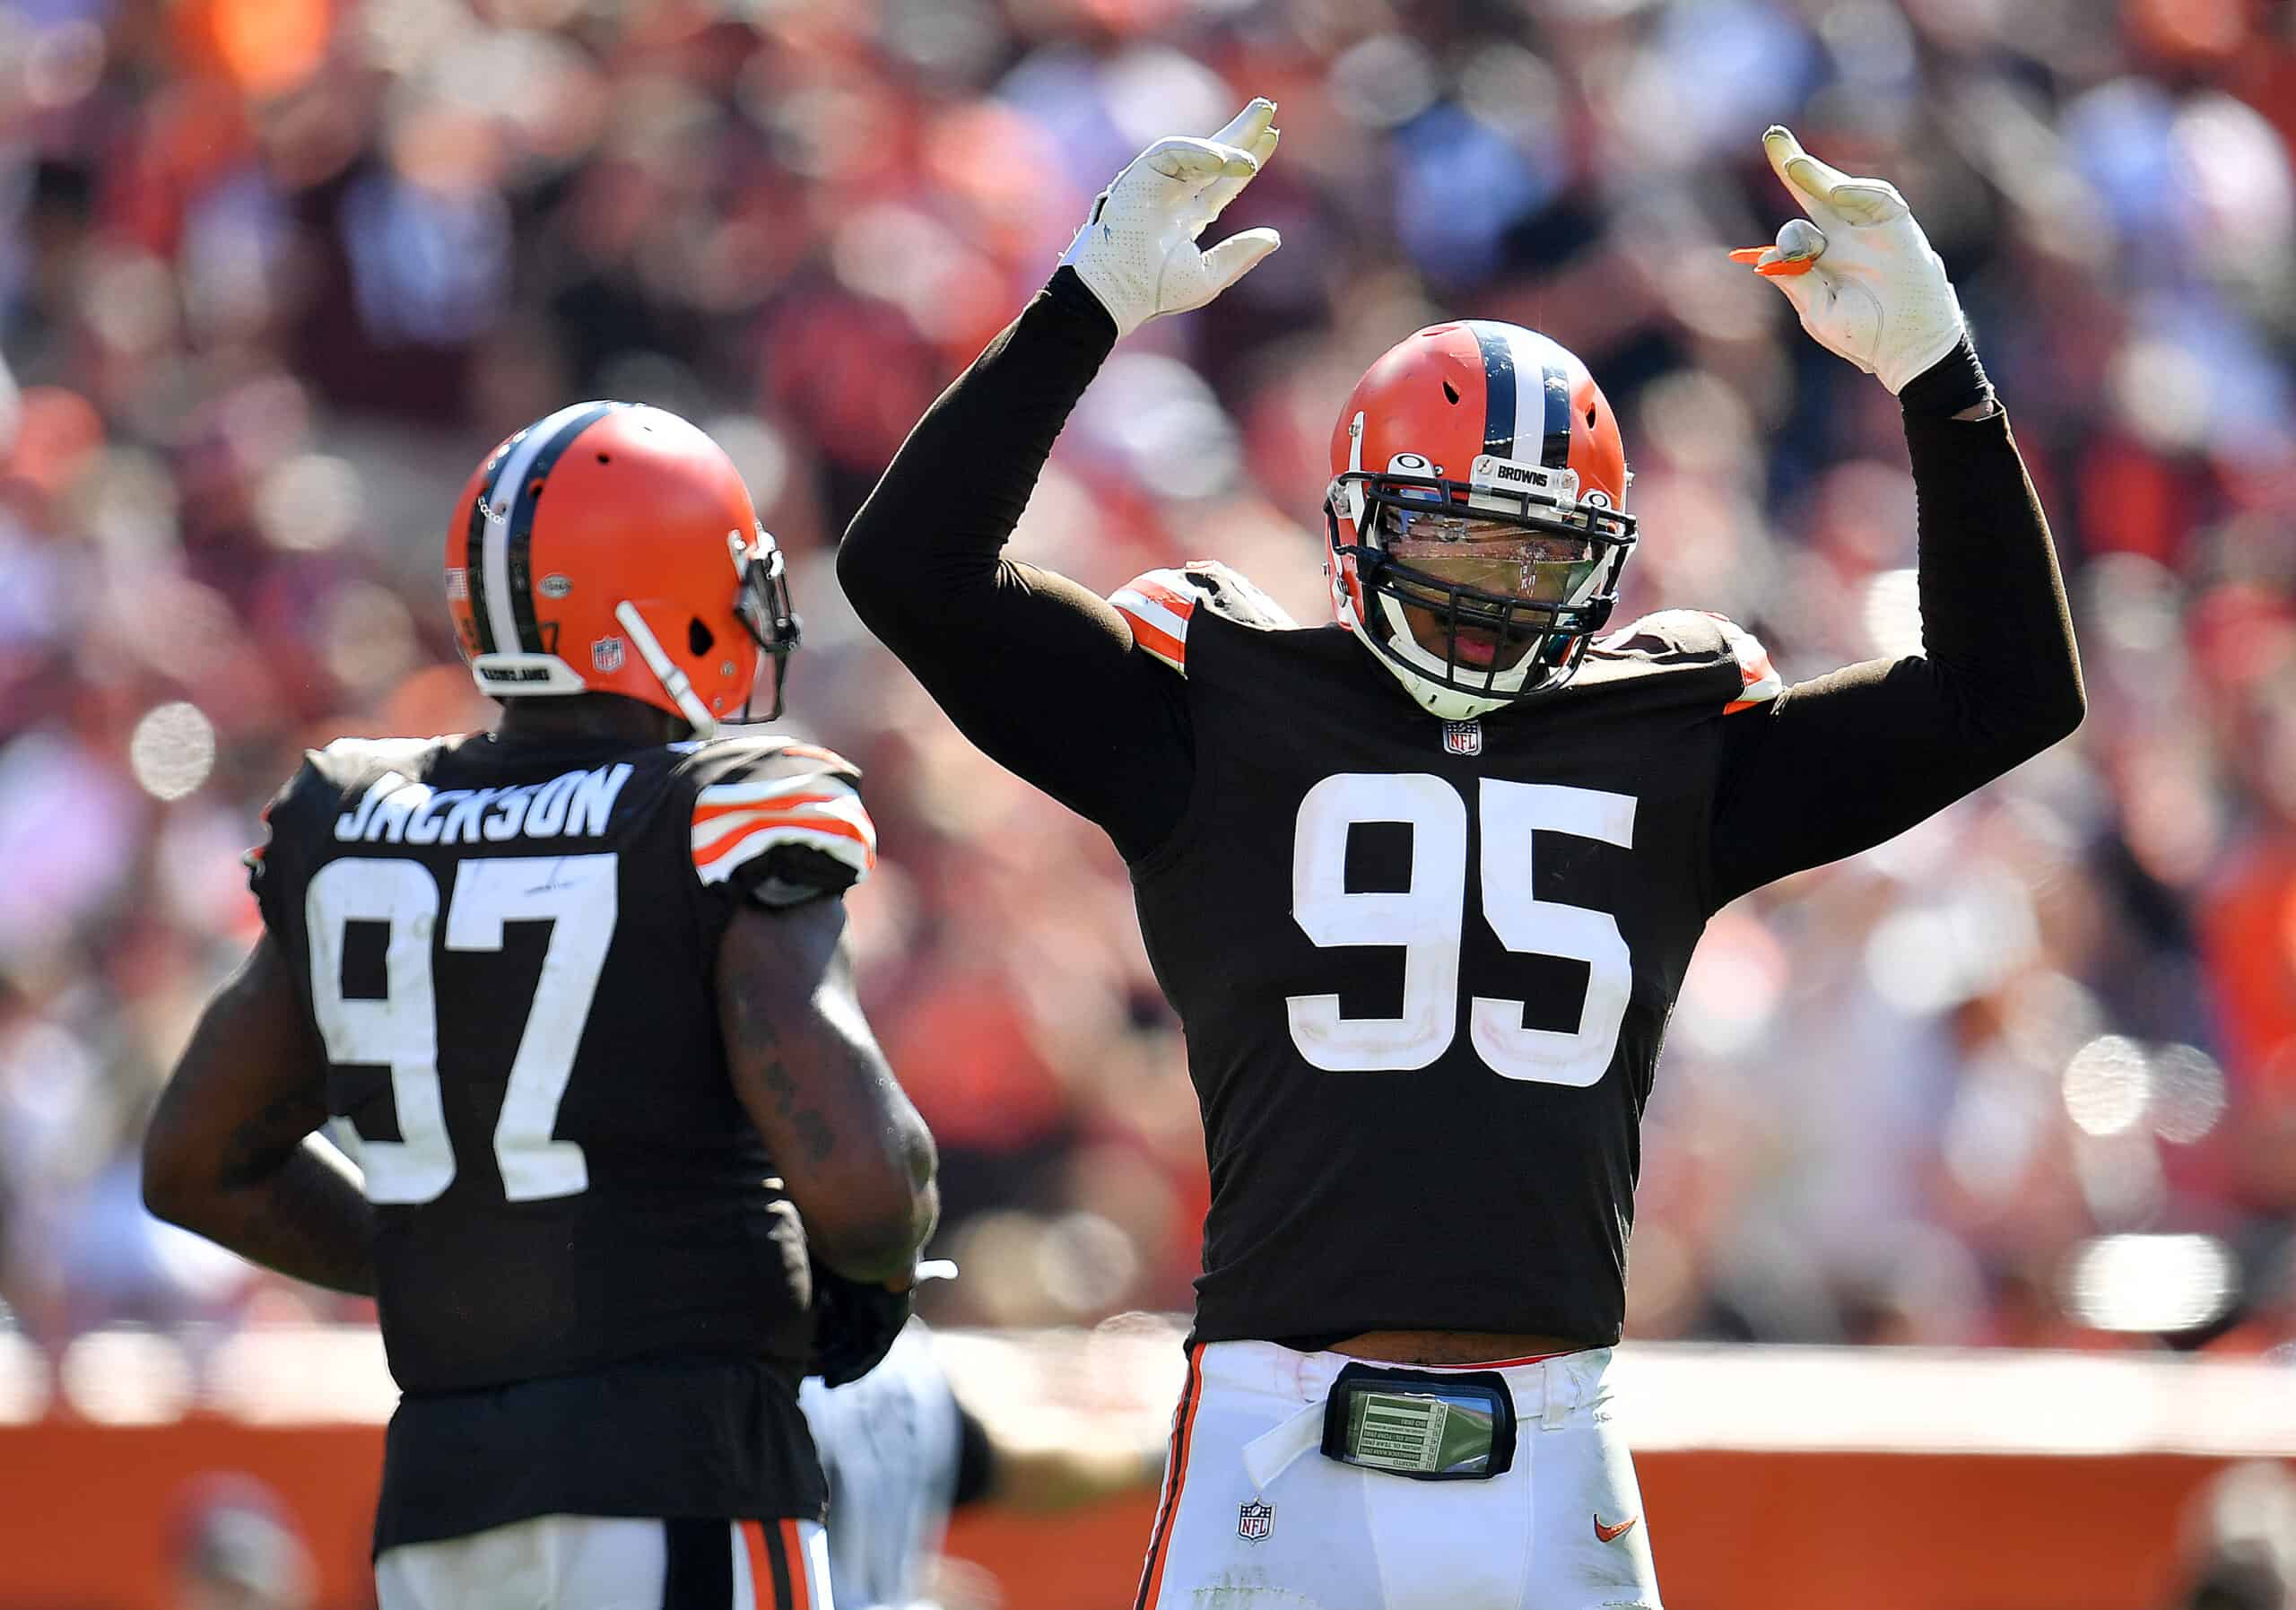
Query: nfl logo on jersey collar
[[1442, 718, 1483, 756], [1237, 1498, 1274, 1541]]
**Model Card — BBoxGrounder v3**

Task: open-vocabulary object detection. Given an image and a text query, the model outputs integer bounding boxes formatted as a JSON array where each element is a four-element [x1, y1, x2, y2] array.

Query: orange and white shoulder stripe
[[691, 762, 876, 887], [1709, 613, 1783, 714], [1109, 570, 1200, 675]]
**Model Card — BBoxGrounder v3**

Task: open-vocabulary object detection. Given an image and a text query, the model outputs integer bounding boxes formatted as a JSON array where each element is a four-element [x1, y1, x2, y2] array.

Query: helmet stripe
[[1467, 322, 1518, 458], [1505, 326, 1577, 470], [481, 401, 618, 655], [463, 438, 515, 655], [504, 402, 618, 655]]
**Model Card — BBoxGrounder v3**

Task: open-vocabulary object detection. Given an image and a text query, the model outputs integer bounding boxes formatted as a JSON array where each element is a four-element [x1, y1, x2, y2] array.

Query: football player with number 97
[[839, 106, 2082, 1607], [144, 403, 939, 1609]]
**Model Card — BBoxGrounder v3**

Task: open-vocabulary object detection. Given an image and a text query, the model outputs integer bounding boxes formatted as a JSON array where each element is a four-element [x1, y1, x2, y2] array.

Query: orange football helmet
[[445, 403, 799, 734], [1325, 321, 1636, 719]]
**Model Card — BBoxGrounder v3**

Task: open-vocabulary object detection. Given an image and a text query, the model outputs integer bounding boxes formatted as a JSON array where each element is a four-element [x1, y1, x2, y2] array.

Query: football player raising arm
[[839, 111, 2078, 1610]]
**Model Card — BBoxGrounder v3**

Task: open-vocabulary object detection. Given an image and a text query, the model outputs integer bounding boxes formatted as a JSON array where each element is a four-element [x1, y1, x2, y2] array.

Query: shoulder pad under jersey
[[243, 735, 457, 909], [1108, 561, 1299, 676], [677, 734, 875, 903], [1591, 610, 1782, 713], [307, 735, 455, 788], [263, 735, 459, 838]]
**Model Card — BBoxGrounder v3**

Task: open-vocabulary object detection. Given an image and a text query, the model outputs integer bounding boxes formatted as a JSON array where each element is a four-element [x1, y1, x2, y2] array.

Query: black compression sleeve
[[837, 271, 1195, 862], [1707, 403, 2083, 908], [1897, 335, 1995, 420]]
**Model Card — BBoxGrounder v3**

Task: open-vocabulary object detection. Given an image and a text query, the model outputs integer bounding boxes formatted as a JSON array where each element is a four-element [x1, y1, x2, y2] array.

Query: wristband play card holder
[[1318, 1362, 1518, 1481]]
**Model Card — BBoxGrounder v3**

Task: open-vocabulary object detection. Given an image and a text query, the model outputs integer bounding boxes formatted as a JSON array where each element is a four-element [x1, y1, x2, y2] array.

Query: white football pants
[[1135, 1342, 1660, 1610], [377, 1514, 831, 1610]]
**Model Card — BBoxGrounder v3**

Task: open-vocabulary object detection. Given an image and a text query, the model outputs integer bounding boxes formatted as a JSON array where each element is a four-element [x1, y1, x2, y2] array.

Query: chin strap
[[615, 600, 718, 737]]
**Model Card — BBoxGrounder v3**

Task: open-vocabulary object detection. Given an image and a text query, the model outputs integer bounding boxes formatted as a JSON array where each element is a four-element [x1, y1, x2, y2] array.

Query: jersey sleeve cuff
[[1900, 398, 2019, 480], [1044, 265, 1122, 347], [1898, 335, 1995, 420]]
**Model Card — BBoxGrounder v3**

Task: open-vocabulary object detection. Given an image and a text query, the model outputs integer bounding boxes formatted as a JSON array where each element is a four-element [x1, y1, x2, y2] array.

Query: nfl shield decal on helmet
[[1237, 1499, 1274, 1541], [591, 636, 626, 674], [1442, 719, 1483, 756]]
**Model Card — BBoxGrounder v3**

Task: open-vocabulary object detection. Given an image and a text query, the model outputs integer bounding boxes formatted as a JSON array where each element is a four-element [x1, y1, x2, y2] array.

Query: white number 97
[[1284, 775, 1636, 1086]]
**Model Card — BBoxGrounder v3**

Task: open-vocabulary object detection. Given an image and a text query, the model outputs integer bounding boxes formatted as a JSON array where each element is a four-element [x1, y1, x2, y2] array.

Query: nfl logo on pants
[[1237, 1499, 1274, 1542]]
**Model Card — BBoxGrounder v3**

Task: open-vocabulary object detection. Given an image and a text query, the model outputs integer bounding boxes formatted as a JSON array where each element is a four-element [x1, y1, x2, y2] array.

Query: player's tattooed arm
[[143, 935, 377, 1296], [717, 898, 938, 1284]]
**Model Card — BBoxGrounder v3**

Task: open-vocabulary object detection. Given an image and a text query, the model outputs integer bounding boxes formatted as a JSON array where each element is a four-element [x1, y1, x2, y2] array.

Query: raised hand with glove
[[1733, 126, 1994, 418], [1058, 98, 1283, 338]]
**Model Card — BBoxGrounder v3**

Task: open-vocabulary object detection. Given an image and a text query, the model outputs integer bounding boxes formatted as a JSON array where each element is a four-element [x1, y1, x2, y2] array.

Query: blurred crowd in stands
[[0, 0, 2292, 1362]]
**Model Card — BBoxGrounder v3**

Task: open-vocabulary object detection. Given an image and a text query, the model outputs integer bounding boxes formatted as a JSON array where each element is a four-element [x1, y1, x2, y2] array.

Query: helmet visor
[[1327, 464, 1633, 703], [1380, 508, 1605, 609]]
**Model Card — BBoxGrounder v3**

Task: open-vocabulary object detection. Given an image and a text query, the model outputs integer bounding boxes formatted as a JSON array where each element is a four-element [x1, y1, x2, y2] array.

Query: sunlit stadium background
[[2, 0, 2293, 1604]]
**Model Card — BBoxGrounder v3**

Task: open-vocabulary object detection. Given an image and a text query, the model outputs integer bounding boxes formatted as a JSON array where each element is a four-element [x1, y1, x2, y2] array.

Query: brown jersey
[[248, 727, 875, 1546], [835, 275, 2080, 1358], [1118, 576, 1780, 1346]]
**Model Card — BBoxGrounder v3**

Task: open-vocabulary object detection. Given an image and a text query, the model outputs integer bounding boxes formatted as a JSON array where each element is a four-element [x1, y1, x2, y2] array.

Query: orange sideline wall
[[0, 1418, 2257, 1608]]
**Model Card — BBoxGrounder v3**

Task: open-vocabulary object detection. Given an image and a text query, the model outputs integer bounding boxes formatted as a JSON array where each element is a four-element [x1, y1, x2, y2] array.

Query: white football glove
[[1732, 126, 1966, 395], [1058, 98, 1283, 339]]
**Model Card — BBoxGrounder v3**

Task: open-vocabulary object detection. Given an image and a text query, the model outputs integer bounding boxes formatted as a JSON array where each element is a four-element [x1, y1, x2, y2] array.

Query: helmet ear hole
[[689, 618, 715, 657], [1442, 380, 1460, 405]]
